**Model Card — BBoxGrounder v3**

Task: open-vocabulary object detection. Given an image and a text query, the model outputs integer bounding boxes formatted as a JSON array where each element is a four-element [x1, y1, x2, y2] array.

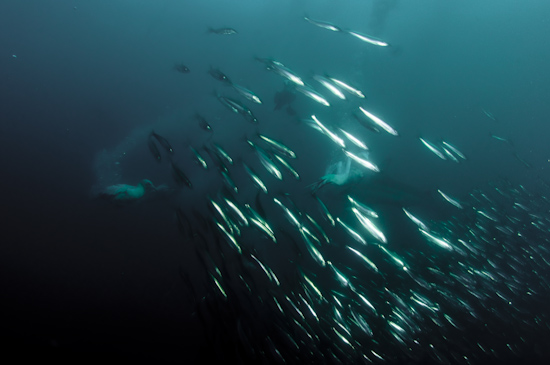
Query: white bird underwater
[[309, 158, 353, 193], [100, 179, 158, 202]]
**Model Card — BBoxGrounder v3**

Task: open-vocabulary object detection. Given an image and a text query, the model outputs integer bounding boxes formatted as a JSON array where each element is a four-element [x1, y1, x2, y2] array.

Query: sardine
[[296, 85, 330, 106], [329, 77, 365, 98], [151, 131, 174, 154], [347, 30, 389, 47], [304, 16, 342, 32], [419, 137, 447, 160], [313, 75, 346, 100], [359, 107, 398, 136], [343, 150, 380, 173], [232, 83, 262, 104], [171, 162, 192, 188]]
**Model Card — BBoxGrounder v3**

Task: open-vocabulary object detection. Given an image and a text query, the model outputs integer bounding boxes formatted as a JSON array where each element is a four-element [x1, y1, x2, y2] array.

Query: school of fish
[[136, 14, 550, 365]]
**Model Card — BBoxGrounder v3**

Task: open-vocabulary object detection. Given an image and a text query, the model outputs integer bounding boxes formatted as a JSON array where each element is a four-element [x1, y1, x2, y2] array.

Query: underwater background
[[1, 0, 550, 363]]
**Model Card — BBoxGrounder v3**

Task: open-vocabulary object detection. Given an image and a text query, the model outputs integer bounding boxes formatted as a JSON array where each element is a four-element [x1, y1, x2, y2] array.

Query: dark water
[[1, 1, 550, 363]]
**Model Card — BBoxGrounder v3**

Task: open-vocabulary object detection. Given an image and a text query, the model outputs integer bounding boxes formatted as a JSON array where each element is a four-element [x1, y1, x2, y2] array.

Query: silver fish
[[232, 83, 262, 104], [352, 207, 387, 244], [247, 140, 282, 180], [313, 75, 346, 100], [481, 107, 497, 121], [257, 58, 304, 86], [300, 229, 326, 267], [223, 197, 248, 227], [247, 211, 276, 242], [315, 195, 335, 226], [347, 30, 389, 47], [258, 134, 296, 159], [347, 196, 378, 218], [419, 137, 447, 160], [419, 228, 454, 252], [221, 170, 238, 194], [311, 115, 345, 148], [212, 143, 233, 165], [437, 189, 463, 209], [189, 146, 208, 170], [171, 162, 192, 188], [402, 208, 429, 231], [242, 163, 268, 194], [273, 198, 302, 230], [343, 150, 379, 173], [337, 217, 367, 245], [273, 154, 300, 180], [217, 94, 245, 114], [339, 128, 368, 150], [208, 67, 232, 84], [296, 85, 330, 106], [150, 131, 174, 154], [304, 16, 342, 32], [328, 77, 365, 98], [327, 261, 351, 288], [378, 244, 408, 271], [359, 107, 398, 136], [441, 141, 466, 160], [346, 246, 378, 273]]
